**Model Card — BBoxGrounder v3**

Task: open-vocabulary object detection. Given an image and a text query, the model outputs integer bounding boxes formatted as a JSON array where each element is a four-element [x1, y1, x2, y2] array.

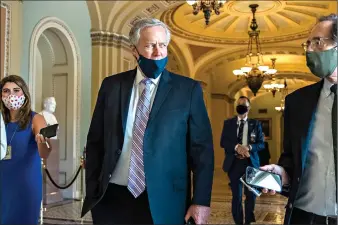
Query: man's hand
[[260, 164, 290, 195], [185, 205, 211, 224], [236, 145, 250, 158]]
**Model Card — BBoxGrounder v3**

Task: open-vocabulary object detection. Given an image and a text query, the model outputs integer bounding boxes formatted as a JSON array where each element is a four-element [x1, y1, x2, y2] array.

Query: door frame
[[28, 17, 82, 199]]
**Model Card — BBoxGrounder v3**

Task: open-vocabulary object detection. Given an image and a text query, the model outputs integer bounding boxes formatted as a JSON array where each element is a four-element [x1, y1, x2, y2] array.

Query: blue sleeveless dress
[[0, 112, 42, 224]]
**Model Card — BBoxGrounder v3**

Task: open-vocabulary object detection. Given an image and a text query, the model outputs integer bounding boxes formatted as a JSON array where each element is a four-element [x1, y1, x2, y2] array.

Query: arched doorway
[[29, 17, 82, 200]]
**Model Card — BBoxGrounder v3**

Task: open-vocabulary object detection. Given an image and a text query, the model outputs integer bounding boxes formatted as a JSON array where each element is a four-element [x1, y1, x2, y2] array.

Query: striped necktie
[[237, 119, 245, 144], [127, 78, 152, 198]]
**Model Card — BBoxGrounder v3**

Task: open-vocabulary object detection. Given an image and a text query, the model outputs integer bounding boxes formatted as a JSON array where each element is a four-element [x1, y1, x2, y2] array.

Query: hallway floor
[[43, 169, 287, 224]]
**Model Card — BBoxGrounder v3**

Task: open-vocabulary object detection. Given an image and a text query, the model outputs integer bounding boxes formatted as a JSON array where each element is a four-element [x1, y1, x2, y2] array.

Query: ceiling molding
[[91, 30, 131, 50], [162, 8, 310, 45], [188, 45, 217, 63]]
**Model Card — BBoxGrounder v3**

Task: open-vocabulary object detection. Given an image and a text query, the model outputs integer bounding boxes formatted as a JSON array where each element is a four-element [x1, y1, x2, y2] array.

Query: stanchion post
[[40, 158, 45, 225], [80, 154, 84, 224], [80, 155, 84, 204]]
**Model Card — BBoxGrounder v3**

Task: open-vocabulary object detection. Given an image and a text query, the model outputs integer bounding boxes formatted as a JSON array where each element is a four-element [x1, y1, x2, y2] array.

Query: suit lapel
[[121, 69, 137, 134], [233, 117, 238, 140], [147, 69, 172, 126], [300, 80, 323, 170], [247, 119, 255, 142]]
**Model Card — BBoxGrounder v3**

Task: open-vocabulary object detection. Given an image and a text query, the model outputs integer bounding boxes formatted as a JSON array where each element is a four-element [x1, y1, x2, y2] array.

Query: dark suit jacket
[[278, 80, 324, 225], [220, 117, 264, 172], [81, 69, 214, 224], [259, 142, 271, 166]]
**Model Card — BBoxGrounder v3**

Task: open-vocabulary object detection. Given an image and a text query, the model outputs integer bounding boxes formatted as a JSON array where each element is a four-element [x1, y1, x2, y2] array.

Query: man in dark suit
[[220, 96, 264, 224], [261, 14, 337, 225], [258, 133, 270, 166], [81, 18, 214, 224]]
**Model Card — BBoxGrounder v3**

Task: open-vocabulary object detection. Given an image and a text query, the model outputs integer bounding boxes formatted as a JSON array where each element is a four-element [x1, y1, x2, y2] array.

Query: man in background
[[221, 96, 264, 224]]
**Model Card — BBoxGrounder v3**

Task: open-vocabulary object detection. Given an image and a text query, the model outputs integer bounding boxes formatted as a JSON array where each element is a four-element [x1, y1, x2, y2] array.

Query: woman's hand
[[32, 114, 52, 159], [35, 133, 50, 149]]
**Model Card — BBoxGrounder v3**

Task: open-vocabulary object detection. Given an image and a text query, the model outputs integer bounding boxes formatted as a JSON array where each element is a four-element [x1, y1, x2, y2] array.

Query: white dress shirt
[[110, 68, 161, 185], [294, 78, 337, 216], [237, 116, 248, 146], [0, 114, 7, 160]]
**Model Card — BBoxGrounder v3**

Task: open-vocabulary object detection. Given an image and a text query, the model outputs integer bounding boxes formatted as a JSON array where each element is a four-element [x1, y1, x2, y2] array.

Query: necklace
[[3, 124, 19, 160]]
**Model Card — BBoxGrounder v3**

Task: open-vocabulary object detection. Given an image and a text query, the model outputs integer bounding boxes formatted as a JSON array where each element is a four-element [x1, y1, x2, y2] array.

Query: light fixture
[[275, 99, 285, 112], [186, 0, 226, 25], [233, 4, 276, 96], [275, 79, 288, 114], [263, 75, 286, 97]]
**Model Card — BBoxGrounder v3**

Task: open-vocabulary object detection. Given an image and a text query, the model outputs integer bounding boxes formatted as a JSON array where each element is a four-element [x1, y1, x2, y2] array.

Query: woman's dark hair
[[0, 75, 32, 129], [318, 14, 337, 43]]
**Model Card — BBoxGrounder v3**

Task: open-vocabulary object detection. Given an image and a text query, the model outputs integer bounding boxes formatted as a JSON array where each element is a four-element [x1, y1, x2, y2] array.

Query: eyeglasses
[[302, 37, 336, 51]]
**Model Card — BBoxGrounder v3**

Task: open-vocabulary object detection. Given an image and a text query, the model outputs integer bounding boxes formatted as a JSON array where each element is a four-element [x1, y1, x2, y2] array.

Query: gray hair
[[129, 18, 171, 46], [318, 14, 337, 43]]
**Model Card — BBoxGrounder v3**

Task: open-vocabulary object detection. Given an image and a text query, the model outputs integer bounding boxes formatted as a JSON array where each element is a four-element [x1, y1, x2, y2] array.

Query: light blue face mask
[[134, 47, 168, 79]]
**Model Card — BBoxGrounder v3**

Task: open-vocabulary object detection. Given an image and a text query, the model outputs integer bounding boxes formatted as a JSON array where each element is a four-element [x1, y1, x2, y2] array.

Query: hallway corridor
[[43, 169, 287, 224]]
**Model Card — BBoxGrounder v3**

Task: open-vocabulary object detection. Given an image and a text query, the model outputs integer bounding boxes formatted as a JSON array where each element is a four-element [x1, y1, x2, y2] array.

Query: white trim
[[1, 2, 11, 77], [28, 17, 82, 199]]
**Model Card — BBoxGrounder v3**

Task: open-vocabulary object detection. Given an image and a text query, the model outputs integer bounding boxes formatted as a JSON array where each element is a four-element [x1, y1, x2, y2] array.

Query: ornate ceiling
[[86, 0, 336, 99], [168, 1, 336, 43]]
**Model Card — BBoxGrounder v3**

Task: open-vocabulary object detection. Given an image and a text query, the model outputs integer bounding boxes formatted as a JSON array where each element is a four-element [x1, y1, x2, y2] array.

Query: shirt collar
[[135, 67, 161, 86], [237, 116, 248, 123], [323, 78, 335, 98]]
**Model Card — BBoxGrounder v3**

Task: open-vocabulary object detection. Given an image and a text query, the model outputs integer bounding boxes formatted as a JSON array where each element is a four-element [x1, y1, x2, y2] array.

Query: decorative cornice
[[225, 49, 304, 63], [91, 31, 131, 50], [161, 7, 310, 45]]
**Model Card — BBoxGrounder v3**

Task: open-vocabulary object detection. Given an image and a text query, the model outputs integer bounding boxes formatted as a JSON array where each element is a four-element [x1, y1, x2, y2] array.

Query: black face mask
[[236, 105, 248, 115]]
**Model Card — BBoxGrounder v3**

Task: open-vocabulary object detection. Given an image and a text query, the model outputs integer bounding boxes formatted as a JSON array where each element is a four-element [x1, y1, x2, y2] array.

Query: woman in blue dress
[[0, 75, 51, 225]]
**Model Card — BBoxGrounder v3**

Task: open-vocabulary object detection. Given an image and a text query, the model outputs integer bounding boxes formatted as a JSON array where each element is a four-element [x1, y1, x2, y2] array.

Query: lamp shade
[[187, 0, 197, 5], [266, 68, 277, 74], [241, 67, 252, 73], [258, 65, 269, 72], [233, 70, 244, 76]]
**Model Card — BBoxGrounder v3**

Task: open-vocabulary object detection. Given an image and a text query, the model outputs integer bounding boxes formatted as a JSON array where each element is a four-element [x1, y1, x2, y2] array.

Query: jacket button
[[109, 174, 112, 178], [297, 177, 300, 182], [289, 203, 293, 209]]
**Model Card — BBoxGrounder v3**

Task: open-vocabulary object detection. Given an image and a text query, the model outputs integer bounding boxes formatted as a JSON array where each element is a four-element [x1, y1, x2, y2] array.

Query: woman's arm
[[0, 114, 7, 160], [32, 114, 52, 159]]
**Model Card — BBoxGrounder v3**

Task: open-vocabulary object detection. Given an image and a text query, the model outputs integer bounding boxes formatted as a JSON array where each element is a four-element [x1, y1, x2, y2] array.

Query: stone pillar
[[90, 31, 135, 113]]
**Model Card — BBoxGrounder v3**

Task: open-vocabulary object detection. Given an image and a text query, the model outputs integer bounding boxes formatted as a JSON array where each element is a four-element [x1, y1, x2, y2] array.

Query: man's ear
[[131, 45, 139, 60]]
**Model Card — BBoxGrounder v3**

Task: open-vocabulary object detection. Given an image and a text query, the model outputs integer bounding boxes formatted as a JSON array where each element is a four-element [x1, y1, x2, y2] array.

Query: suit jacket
[[259, 142, 271, 166], [81, 69, 214, 224], [278, 80, 324, 225], [220, 117, 264, 172]]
